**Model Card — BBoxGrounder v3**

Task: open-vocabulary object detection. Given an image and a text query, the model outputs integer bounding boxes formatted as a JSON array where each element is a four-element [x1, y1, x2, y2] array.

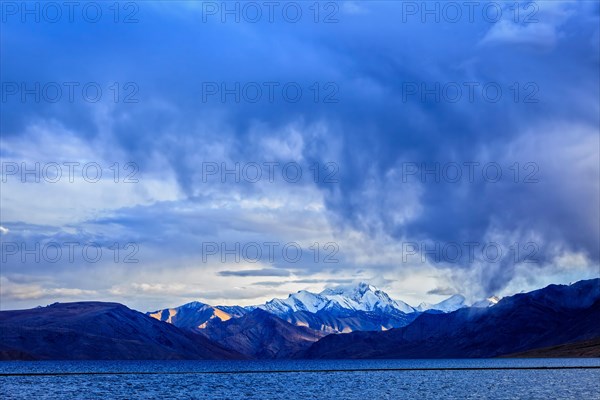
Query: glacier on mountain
[[148, 282, 499, 334], [259, 282, 416, 317]]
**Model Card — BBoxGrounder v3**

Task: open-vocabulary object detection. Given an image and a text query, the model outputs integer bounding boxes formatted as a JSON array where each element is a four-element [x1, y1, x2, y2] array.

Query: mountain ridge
[[1, 279, 598, 360], [0, 301, 245, 360], [303, 279, 600, 359], [148, 281, 472, 334], [197, 308, 327, 358]]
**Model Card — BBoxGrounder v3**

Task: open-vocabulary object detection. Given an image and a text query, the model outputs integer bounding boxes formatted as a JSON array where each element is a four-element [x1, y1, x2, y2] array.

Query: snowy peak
[[260, 291, 326, 315], [260, 290, 328, 315], [290, 290, 327, 313], [416, 294, 467, 313], [179, 300, 209, 309], [321, 282, 376, 298], [472, 295, 501, 308], [320, 282, 415, 314], [285, 290, 327, 313], [147, 283, 488, 335], [259, 282, 415, 316]]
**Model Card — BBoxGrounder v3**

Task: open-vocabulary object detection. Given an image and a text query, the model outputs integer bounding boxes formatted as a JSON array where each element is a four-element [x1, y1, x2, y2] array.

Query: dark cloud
[[1, 2, 598, 307], [427, 287, 458, 296]]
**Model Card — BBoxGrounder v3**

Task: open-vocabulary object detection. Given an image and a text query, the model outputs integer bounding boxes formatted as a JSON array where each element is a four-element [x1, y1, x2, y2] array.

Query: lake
[[1, 359, 599, 399]]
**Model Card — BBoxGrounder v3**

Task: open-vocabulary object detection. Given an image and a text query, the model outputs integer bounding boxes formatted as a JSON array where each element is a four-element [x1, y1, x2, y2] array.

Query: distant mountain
[[148, 282, 423, 334], [198, 309, 326, 359], [2, 280, 598, 360], [0, 302, 244, 360], [148, 301, 248, 330], [147, 282, 495, 334], [260, 282, 415, 316], [280, 308, 418, 334], [303, 279, 600, 359], [258, 282, 415, 316], [472, 295, 501, 308], [415, 294, 467, 312], [258, 282, 418, 333]]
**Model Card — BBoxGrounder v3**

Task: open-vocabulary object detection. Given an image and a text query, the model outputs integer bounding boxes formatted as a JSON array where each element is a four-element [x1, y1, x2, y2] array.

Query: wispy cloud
[[218, 269, 292, 277], [427, 287, 458, 296]]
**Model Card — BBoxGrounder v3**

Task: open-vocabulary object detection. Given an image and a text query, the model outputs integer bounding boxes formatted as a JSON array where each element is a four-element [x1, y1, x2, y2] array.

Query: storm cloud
[[1, 1, 598, 309]]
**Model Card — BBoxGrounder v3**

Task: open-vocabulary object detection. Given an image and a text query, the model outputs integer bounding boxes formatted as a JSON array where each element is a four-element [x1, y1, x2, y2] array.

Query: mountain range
[[0, 302, 243, 360], [1, 279, 598, 360], [146, 282, 429, 357], [305, 279, 600, 358], [148, 282, 475, 337]]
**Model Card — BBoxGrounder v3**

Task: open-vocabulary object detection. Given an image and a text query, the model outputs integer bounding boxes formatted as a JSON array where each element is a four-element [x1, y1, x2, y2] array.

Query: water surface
[[1, 359, 598, 399]]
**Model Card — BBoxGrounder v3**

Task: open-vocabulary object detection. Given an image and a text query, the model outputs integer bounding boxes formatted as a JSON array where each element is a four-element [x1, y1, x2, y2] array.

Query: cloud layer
[[1, 1, 598, 310]]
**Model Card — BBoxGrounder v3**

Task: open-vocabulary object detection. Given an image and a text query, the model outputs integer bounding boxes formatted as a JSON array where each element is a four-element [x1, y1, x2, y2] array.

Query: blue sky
[[1, 1, 599, 310]]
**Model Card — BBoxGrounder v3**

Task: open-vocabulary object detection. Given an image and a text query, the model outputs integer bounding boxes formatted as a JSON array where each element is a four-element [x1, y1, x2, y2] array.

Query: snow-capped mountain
[[322, 282, 416, 314], [259, 282, 415, 317], [253, 282, 420, 333], [472, 296, 501, 308], [4, 279, 597, 361], [416, 294, 467, 313], [305, 279, 600, 359], [148, 282, 485, 334], [260, 290, 327, 316]]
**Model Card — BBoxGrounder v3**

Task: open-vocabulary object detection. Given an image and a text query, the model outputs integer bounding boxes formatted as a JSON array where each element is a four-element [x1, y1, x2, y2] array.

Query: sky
[[0, 1, 599, 311]]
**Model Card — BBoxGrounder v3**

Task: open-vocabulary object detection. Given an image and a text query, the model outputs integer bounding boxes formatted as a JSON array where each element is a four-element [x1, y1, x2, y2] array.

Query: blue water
[[1, 359, 599, 399]]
